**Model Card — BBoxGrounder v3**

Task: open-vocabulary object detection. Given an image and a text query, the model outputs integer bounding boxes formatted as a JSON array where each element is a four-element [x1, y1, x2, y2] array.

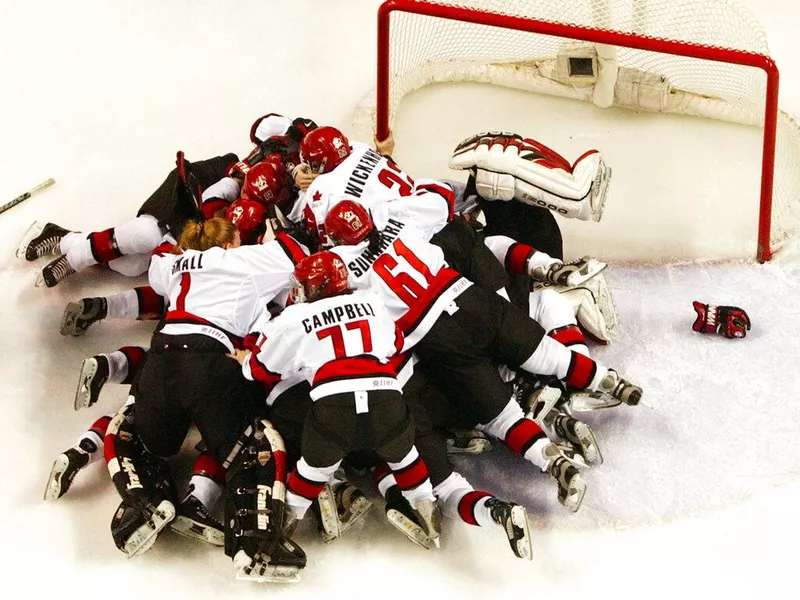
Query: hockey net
[[354, 0, 800, 262]]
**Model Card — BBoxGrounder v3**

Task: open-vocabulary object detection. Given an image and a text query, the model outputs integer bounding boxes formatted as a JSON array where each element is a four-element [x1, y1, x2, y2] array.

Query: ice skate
[[36, 255, 76, 288], [446, 428, 493, 454], [111, 497, 176, 558], [170, 494, 225, 546], [531, 256, 607, 287], [522, 383, 564, 423], [589, 157, 611, 222], [569, 370, 642, 411], [61, 297, 108, 337], [314, 482, 373, 543], [74, 355, 109, 411], [485, 498, 533, 560], [412, 499, 442, 549], [543, 443, 587, 512], [233, 536, 306, 584], [385, 485, 433, 550], [43, 447, 90, 501], [552, 414, 603, 466], [21, 222, 72, 261]]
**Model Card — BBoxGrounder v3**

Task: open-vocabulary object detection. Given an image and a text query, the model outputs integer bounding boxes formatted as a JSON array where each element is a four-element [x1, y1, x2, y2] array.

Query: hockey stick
[[0, 178, 55, 215]]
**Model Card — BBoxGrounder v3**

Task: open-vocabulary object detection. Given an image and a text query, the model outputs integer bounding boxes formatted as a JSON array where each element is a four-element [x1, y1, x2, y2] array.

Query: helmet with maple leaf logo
[[300, 126, 351, 174], [324, 199, 374, 246], [241, 159, 292, 209]]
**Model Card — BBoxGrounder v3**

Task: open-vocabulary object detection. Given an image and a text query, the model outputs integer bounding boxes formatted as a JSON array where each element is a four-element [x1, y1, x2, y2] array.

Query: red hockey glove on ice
[[692, 301, 751, 339]]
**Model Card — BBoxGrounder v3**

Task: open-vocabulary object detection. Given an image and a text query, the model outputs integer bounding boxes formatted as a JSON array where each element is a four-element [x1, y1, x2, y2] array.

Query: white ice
[[1, 1, 799, 599]]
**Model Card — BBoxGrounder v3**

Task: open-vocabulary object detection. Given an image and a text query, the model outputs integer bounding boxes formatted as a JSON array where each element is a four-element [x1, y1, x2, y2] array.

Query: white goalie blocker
[[449, 131, 611, 222]]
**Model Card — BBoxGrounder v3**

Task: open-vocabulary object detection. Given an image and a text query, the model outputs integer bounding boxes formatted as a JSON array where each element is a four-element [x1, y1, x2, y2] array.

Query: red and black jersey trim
[[458, 490, 493, 526], [88, 228, 123, 264], [504, 418, 546, 456], [247, 336, 282, 388], [414, 181, 456, 222], [564, 352, 598, 390], [395, 267, 463, 337], [505, 242, 535, 275], [313, 355, 397, 388], [152, 241, 175, 257], [135, 286, 166, 320], [275, 232, 307, 265]]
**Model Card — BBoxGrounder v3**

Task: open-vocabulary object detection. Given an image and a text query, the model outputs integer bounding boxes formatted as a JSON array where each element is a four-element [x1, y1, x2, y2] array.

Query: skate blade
[[573, 421, 603, 466], [386, 509, 432, 550], [324, 496, 374, 543], [446, 438, 493, 455], [565, 258, 608, 287], [61, 301, 85, 337], [15, 221, 45, 261], [592, 273, 620, 332], [568, 391, 623, 412], [169, 515, 225, 547], [34, 270, 48, 288], [236, 564, 302, 584], [316, 484, 341, 541], [509, 505, 533, 561], [523, 385, 563, 421], [43, 454, 70, 501], [124, 500, 176, 558], [561, 475, 587, 513], [590, 165, 611, 223], [73, 358, 96, 411]]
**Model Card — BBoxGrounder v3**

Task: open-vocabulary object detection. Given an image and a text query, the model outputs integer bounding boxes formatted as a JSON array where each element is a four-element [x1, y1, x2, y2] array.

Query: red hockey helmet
[[225, 198, 267, 245], [324, 199, 374, 246], [292, 250, 350, 303], [300, 126, 351, 174], [242, 159, 292, 209]]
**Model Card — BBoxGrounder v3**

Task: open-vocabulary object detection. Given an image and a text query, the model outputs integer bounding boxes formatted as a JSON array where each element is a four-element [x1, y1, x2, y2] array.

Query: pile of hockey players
[[24, 114, 642, 583]]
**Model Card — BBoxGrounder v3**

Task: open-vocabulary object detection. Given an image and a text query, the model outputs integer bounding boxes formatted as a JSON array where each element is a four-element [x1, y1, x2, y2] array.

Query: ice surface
[[0, 1, 798, 599]]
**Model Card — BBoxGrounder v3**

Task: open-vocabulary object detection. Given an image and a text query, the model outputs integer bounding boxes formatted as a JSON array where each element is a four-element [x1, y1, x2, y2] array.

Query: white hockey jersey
[[286, 141, 455, 246], [242, 290, 403, 400], [330, 202, 472, 352], [149, 232, 308, 352]]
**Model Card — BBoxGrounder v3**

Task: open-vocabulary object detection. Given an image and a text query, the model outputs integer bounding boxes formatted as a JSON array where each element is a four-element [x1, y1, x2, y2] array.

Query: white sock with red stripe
[[76, 415, 112, 464], [549, 324, 589, 357], [372, 463, 397, 499], [433, 472, 495, 527], [187, 452, 226, 507], [105, 289, 140, 319], [520, 336, 606, 389], [387, 446, 435, 510], [478, 398, 550, 471], [286, 457, 340, 520]]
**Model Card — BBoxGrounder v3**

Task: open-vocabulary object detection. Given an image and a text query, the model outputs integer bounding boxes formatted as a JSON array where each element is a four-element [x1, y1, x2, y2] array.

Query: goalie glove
[[692, 301, 751, 339]]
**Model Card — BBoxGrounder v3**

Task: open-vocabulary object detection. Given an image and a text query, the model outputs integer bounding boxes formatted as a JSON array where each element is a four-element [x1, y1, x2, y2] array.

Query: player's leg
[[61, 286, 165, 336], [170, 451, 226, 546], [44, 414, 113, 501], [74, 346, 147, 411]]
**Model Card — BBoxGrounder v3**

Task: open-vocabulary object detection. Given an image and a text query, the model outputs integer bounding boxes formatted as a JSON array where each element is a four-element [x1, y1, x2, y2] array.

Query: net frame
[[374, 0, 782, 262]]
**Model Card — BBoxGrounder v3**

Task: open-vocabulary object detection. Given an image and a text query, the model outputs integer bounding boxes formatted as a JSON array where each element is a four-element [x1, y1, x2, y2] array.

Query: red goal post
[[373, 0, 799, 262]]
